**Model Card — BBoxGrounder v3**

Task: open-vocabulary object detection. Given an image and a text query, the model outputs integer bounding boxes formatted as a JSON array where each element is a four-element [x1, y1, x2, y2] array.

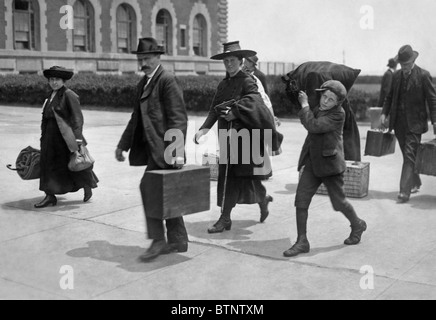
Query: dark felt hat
[[246, 55, 259, 66], [132, 37, 165, 55], [395, 45, 419, 64], [43, 66, 74, 80], [211, 41, 256, 60], [387, 58, 398, 68]]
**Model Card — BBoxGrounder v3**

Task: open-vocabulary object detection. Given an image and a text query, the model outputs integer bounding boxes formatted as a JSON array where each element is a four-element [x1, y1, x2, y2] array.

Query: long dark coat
[[382, 65, 436, 134], [200, 70, 282, 206], [117, 65, 187, 169], [39, 86, 98, 195], [298, 104, 346, 178]]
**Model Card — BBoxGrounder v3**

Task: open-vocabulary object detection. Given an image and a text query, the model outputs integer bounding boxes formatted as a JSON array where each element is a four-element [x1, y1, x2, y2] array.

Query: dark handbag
[[364, 130, 396, 157], [68, 145, 95, 172], [6, 146, 41, 180]]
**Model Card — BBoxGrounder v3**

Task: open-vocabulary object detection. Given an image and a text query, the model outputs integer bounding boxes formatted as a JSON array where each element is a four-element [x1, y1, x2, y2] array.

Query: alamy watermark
[[360, 265, 375, 290], [59, 265, 74, 290], [360, 5, 374, 30], [59, 5, 74, 30]]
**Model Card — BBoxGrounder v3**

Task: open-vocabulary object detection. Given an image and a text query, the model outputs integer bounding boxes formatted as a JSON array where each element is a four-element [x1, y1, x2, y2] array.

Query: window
[[13, 0, 36, 50], [156, 10, 172, 55], [193, 15, 207, 57], [180, 26, 187, 49], [117, 4, 136, 53], [73, 0, 94, 52]]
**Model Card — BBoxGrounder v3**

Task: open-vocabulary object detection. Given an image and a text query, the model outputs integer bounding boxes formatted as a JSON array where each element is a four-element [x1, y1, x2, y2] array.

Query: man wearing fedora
[[244, 55, 269, 95], [381, 45, 436, 203], [377, 57, 398, 109], [115, 37, 189, 261]]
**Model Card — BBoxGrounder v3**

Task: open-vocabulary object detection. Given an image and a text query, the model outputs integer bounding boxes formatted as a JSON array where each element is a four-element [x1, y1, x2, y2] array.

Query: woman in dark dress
[[194, 41, 282, 233], [35, 66, 98, 208]]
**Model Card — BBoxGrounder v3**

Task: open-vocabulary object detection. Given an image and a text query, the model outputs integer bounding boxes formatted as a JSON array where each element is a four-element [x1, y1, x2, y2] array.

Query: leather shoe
[[259, 195, 273, 223], [397, 192, 410, 203], [84, 187, 92, 202], [207, 218, 232, 234], [411, 186, 420, 194], [344, 219, 367, 245], [283, 238, 310, 257], [34, 195, 57, 208], [165, 242, 188, 254], [138, 239, 167, 262]]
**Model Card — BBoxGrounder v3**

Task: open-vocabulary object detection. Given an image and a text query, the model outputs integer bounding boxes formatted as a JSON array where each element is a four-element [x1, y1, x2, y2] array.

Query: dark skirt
[[217, 164, 266, 210], [39, 117, 98, 195]]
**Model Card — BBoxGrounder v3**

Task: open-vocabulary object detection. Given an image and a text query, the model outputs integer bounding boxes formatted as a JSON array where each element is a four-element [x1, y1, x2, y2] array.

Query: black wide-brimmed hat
[[43, 66, 74, 80], [395, 45, 419, 64], [132, 37, 165, 55], [211, 41, 256, 60]]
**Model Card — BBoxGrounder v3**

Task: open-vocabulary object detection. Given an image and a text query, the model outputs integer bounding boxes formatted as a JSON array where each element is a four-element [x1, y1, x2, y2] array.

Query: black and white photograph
[[0, 0, 435, 303]]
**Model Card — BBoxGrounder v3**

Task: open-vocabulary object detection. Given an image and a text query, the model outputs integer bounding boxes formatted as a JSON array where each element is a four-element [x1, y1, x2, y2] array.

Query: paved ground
[[0, 105, 435, 300]]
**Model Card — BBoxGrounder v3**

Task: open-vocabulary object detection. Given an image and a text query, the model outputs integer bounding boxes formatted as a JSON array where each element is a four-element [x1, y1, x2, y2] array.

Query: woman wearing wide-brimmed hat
[[35, 66, 98, 208], [194, 41, 283, 233]]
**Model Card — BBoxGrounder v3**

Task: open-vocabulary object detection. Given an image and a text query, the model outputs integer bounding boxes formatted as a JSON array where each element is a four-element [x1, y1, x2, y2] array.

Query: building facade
[[0, 0, 229, 75]]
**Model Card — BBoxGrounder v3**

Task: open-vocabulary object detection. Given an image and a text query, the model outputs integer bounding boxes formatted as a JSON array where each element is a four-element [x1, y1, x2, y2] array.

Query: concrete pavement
[[0, 105, 435, 300]]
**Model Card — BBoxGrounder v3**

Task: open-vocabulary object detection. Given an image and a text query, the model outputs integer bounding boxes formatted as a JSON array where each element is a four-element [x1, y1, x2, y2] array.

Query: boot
[[344, 219, 367, 245], [259, 195, 273, 223], [84, 187, 92, 202], [207, 217, 232, 234], [283, 236, 310, 257], [34, 194, 57, 208]]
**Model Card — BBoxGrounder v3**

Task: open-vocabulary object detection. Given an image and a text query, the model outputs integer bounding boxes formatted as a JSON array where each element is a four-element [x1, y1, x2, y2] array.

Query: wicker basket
[[299, 161, 370, 198], [202, 153, 219, 181]]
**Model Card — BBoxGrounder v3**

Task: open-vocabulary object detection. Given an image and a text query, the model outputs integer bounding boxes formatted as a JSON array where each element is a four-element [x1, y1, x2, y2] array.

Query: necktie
[[143, 76, 151, 92]]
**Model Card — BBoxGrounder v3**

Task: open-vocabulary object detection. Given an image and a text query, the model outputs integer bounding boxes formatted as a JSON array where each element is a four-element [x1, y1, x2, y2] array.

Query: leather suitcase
[[142, 165, 210, 220], [364, 130, 396, 157], [415, 140, 436, 176]]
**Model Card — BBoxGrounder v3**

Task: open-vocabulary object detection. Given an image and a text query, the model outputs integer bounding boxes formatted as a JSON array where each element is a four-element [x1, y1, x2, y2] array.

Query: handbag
[[68, 144, 95, 172], [6, 146, 41, 180]]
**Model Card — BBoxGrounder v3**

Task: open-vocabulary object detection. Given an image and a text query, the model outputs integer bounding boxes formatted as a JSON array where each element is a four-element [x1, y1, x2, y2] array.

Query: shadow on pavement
[[2, 197, 83, 213], [409, 194, 436, 210], [66, 240, 190, 273], [185, 219, 257, 241], [227, 238, 291, 260], [275, 183, 298, 195]]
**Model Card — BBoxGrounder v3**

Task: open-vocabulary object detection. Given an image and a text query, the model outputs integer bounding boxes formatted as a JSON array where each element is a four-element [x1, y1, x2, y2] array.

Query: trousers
[[295, 158, 354, 213], [394, 110, 422, 196], [139, 154, 188, 244]]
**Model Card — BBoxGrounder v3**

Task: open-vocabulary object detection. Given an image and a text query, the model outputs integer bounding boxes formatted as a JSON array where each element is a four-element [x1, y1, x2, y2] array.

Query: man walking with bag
[[381, 45, 436, 203], [115, 37, 189, 262]]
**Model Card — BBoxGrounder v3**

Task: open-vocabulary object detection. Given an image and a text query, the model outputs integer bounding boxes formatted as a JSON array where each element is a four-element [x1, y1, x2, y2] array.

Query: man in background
[[381, 45, 436, 203]]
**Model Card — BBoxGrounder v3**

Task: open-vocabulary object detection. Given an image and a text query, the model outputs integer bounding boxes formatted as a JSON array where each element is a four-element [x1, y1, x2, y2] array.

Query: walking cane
[[221, 120, 232, 215]]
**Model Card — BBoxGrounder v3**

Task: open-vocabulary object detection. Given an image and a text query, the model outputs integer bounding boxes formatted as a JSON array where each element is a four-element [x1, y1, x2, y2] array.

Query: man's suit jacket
[[117, 65, 187, 168], [382, 65, 436, 134], [377, 69, 394, 109], [298, 105, 346, 178]]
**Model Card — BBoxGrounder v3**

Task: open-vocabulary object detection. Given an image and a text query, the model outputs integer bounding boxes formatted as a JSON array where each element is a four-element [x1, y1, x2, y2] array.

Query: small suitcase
[[364, 130, 396, 157], [142, 165, 210, 220], [299, 161, 370, 198], [415, 139, 436, 176]]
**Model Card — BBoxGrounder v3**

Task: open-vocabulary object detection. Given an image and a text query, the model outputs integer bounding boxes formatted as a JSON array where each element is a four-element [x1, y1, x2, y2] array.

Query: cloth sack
[[68, 145, 95, 172], [7, 146, 41, 180], [283, 61, 362, 161]]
